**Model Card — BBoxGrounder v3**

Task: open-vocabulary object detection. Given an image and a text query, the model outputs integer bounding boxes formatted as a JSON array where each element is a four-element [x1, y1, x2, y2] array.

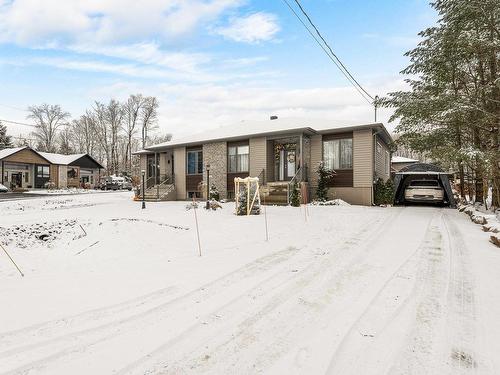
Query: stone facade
[[202, 142, 227, 199], [58, 165, 68, 188]]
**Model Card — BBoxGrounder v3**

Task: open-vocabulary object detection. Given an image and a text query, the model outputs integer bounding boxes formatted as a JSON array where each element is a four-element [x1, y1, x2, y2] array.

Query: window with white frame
[[323, 138, 353, 170], [228, 145, 249, 173], [187, 150, 203, 175]]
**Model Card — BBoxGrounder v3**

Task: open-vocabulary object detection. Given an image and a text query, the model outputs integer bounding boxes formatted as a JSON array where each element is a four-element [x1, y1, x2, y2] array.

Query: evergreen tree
[[0, 121, 12, 149], [209, 184, 220, 201], [381, 0, 500, 207], [316, 162, 335, 201], [290, 182, 301, 207]]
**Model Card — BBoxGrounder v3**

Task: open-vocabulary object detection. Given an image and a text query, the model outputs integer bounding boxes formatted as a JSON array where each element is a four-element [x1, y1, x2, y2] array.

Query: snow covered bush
[[311, 199, 350, 206], [209, 184, 220, 201]]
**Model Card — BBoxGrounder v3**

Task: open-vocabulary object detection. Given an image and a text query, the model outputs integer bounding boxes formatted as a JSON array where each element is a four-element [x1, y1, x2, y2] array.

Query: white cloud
[[69, 42, 211, 74], [0, 0, 242, 45], [214, 12, 280, 43], [89, 78, 406, 138]]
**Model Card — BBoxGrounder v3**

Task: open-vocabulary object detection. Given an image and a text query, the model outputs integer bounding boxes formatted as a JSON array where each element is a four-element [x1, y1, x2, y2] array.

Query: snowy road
[[0, 195, 499, 374]]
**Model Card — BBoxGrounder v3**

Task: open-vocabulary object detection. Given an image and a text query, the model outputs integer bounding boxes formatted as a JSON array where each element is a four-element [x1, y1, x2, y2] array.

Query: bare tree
[[72, 112, 97, 155], [123, 94, 145, 173], [92, 101, 111, 172], [27, 104, 70, 152], [58, 126, 74, 154], [147, 132, 172, 146], [140, 96, 159, 148], [106, 99, 124, 174]]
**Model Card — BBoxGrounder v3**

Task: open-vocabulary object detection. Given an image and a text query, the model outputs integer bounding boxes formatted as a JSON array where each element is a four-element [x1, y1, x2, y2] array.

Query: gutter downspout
[[372, 129, 383, 205]]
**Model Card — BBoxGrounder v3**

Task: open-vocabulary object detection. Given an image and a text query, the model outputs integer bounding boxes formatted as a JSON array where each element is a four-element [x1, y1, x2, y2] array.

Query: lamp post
[[205, 163, 210, 210], [141, 170, 146, 209]]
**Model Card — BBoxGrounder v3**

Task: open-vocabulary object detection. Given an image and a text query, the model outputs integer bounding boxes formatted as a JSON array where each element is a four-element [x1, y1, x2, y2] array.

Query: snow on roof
[[145, 118, 386, 151], [391, 156, 419, 163], [0, 146, 27, 160], [38, 152, 86, 165]]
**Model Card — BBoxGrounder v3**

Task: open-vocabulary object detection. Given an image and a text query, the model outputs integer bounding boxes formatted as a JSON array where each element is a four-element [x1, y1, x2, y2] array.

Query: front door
[[11, 173, 22, 188], [284, 150, 296, 180], [279, 148, 296, 181]]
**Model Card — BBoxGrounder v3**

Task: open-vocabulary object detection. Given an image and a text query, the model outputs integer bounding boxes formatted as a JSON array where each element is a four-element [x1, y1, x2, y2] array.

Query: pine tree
[[209, 184, 220, 201], [290, 182, 301, 207], [0, 121, 12, 149], [381, 0, 500, 207], [316, 162, 334, 201]]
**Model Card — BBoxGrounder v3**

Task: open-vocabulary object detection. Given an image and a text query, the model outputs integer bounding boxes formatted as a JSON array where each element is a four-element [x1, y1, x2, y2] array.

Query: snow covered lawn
[[1, 193, 499, 374]]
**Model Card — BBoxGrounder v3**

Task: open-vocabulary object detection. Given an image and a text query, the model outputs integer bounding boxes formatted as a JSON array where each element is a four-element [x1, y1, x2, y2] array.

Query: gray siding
[[309, 134, 322, 189], [173, 147, 186, 199], [353, 129, 373, 188], [375, 136, 390, 181], [249, 137, 266, 180]]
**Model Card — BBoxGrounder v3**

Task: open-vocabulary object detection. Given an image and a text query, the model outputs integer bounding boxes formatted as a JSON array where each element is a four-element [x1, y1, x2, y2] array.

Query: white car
[[0, 183, 8, 193], [404, 179, 444, 203]]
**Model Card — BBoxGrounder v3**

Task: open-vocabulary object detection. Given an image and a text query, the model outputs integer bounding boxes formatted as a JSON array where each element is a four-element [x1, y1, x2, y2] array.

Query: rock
[[490, 234, 500, 248]]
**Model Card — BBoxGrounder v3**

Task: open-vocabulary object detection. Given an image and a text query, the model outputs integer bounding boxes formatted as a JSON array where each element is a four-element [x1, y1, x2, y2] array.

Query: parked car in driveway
[[113, 176, 133, 191], [99, 177, 119, 191], [404, 179, 444, 203], [0, 183, 8, 193]]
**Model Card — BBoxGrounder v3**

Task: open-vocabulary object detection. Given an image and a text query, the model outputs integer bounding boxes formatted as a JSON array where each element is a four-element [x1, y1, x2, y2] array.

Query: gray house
[[136, 118, 392, 205]]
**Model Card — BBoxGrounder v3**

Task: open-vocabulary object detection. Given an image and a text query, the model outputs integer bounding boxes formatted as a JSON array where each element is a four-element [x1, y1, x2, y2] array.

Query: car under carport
[[393, 163, 456, 207]]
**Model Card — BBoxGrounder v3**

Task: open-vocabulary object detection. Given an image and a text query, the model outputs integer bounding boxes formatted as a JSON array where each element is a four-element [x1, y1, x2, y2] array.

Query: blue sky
[[0, 0, 436, 138]]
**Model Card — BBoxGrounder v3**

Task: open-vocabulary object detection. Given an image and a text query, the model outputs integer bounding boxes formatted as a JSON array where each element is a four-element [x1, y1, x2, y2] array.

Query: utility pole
[[374, 95, 379, 122]]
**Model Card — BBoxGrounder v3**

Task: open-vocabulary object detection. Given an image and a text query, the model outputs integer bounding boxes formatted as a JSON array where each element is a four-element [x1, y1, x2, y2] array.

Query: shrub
[[290, 182, 301, 207], [209, 184, 220, 201], [316, 162, 335, 201], [374, 178, 395, 205]]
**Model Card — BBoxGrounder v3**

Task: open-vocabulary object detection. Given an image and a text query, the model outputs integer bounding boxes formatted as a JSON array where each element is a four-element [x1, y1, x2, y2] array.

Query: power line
[[0, 119, 37, 128], [292, 0, 374, 101], [280, 0, 374, 105], [0, 103, 28, 112]]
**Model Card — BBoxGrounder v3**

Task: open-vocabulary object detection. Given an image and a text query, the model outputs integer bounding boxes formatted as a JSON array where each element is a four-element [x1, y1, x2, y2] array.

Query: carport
[[393, 163, 456, 207]]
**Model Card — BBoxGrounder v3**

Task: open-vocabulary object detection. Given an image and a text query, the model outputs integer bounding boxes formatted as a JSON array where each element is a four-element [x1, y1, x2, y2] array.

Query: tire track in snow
[[442, 212, 479, 374], [324, 209, 443, 374], [113, 208, 405, 375], [0, 245, 302, 373], [0, 208, 395, 375]]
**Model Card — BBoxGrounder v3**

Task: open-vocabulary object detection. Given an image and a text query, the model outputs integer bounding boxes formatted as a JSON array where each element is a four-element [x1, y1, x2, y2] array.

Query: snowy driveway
[[0, 195, 499, 374]]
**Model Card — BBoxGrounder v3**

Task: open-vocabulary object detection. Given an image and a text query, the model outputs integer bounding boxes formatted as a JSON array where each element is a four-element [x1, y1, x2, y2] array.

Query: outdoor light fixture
[[141, 170, 146, 209], [206, 163, 211, 209]]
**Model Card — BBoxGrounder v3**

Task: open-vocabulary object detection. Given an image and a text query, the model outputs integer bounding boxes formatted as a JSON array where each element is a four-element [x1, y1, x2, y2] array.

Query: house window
[[228, 145, 249, 173], [187, 150, 203, 175], [67, 168, 78, 179], [323, 139, 352, 170], [36, 165, 50, 178], [377, 141, 382, 154]]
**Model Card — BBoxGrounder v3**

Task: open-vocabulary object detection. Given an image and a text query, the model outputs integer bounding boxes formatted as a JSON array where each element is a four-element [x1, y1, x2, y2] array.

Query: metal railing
[[287, 164, 308, 205], [257, 168, 266, 186], [140, 174, 175, 200]]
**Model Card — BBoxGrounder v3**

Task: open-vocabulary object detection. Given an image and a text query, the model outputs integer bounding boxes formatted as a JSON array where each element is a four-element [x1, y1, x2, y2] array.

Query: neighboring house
[[0, 146, 103, 189], [135, 118, 392, 206], [391, 156, 419, 173]]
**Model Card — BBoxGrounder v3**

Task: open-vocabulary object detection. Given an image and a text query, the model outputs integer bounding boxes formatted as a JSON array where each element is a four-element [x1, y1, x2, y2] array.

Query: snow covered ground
[[0, 193, 499, 374]]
